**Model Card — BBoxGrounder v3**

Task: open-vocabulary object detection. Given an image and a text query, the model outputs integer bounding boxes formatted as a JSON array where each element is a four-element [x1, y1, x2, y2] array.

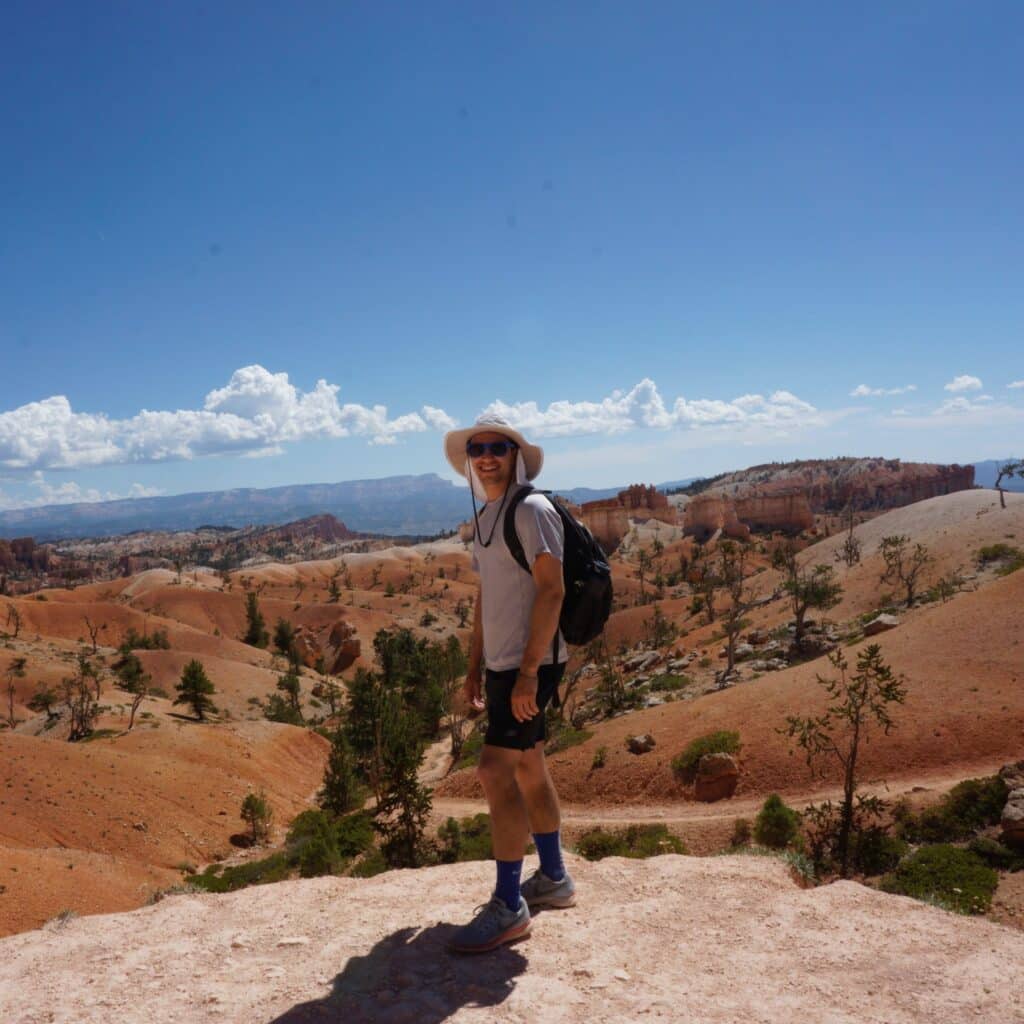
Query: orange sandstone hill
[[1, 486, 1022, 946]]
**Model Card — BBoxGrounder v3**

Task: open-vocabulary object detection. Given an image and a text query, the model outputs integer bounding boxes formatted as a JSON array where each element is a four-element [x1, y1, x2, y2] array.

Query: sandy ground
[[2, 853, 1023, 1024]]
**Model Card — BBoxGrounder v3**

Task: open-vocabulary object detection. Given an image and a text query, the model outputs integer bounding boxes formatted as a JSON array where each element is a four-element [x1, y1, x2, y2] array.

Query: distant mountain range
[[0, 474, 698, 542], [1, 461, 1015, 542]]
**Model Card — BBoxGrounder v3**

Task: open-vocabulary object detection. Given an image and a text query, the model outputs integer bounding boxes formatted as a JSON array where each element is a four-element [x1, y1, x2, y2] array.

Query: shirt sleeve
[[514, 494, 564, 568]]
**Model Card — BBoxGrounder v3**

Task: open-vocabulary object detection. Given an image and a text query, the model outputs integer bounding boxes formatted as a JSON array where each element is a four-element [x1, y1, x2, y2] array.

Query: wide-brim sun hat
[[444, 414, 544, 481]]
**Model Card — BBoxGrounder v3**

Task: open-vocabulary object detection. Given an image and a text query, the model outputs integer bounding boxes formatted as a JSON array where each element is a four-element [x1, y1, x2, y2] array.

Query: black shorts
[[484, 662, 566, 752]]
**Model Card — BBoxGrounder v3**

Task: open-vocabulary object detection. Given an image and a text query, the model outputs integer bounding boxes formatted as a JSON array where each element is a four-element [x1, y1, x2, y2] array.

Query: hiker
[[444, 414, 577, 953]]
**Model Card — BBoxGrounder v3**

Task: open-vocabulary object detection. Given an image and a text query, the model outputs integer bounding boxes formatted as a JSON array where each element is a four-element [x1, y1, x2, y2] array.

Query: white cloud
[[850, 384, 917, 397], [944, 374, 982, 393], [421, 405, 458, 431], [1009, 380, 1024, 389], [479, 378, 823, 439], [0, 474, 166, 511], [0, 365, 455, 472], [890, 408, 911, 416]]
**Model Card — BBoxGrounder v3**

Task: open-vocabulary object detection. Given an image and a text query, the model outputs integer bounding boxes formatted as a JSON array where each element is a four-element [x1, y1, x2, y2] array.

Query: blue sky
[[1, 2, 1022, 509]]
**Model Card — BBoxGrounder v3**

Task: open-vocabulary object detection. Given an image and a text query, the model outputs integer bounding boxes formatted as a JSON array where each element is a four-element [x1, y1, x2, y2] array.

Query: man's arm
[[463, 584, 484, 707], [511, 552, 565, 722]]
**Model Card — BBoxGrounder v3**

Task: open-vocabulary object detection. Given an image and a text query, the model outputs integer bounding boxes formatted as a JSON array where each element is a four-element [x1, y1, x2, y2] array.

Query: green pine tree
[[240, 789, 273, 844], [317, 729, 362, 816], [241, 592, 270, 648], [174, 659, 217, 721]]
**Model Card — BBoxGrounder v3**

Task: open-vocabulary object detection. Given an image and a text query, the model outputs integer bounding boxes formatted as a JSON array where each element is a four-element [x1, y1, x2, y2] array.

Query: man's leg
[[477, 744, 530, 908], [515, 740, 561, 834], [516, 741, 569, 887]]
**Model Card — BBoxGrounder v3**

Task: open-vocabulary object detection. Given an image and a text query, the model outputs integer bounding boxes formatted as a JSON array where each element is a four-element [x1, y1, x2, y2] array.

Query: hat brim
[[444, 424, 544, 481]]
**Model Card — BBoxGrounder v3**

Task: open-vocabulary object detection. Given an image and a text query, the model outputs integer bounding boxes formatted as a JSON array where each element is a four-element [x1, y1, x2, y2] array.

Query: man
[[443, 414, 577, 954]]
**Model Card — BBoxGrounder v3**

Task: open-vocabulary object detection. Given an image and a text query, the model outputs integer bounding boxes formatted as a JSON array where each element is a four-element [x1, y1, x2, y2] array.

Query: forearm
[[519, 587, 564, 675], [468, 587, 484, 674]]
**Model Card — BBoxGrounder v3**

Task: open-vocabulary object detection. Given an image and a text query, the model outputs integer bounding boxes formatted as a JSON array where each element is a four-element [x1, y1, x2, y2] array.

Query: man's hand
[[463, 667, 484, 714], [511, 671, 540, 723]]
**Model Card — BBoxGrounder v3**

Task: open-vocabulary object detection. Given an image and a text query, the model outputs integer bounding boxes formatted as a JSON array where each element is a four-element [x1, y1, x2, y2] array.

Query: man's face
[[467, 430, 517, 487]]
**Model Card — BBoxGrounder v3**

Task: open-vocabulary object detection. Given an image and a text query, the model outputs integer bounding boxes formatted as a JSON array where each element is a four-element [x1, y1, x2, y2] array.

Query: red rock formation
[[292, 619, 361, 675], [682, 494, 751, 541], [733, 492, 814, 533], [618, 484, 669, 511], [580, 505, 630, 552], [580, 484, 675, 550], [710, 459, 974, 513]]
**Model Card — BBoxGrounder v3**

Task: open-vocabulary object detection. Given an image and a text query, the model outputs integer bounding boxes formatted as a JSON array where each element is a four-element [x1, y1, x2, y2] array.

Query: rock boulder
[[863, 614, 900, 636], [626, 734, 656, 755], [694, 753, 740, 802]]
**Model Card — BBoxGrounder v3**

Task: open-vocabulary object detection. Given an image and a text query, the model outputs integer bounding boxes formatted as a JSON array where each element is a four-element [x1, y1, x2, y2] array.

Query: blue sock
[[533, 831, 565, 881], [495, 859, 523, 912]]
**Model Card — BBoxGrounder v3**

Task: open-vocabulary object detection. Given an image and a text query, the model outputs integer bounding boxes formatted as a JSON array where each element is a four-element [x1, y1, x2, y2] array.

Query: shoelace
[[470, 897, 515, 924]]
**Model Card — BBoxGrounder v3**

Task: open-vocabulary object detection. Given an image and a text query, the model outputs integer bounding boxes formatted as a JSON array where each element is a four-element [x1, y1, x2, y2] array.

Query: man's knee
[[477, 747, 521, 794], [514, 745, 548, 789]]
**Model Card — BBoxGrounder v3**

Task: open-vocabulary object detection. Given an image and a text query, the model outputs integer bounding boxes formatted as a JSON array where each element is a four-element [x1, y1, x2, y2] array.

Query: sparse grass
[[892, 775, 1009, 844], [80, 728, 119, 743], [967, 836, 1024, 872], [715, 843, 817, 885], [648, 672, 691, 692], [590, 745, 607, 771], [186, 809, 376, 893], [575, 824, 686, 860], [879, 844, 998, 915], [544, 719, 593, 755], [44, 908, 79, 928], [146, 882, 204, 904]]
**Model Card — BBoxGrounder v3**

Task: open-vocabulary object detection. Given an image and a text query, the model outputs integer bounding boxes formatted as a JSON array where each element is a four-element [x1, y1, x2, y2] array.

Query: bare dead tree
[[113, 651, 150, 731], [62, 656, 100, 741], [879, 535, 933, 606], [716, 541, 759, 685], [995, 459, 1023, 510], [690, 544, 720, 624], [83, 616, 104, 655], [5, 656, 27, 728], [835, 503, 863, 568]]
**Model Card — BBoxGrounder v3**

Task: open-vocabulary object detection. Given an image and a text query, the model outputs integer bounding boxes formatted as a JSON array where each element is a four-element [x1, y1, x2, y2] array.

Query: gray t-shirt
[[471, 484, 567, 672]]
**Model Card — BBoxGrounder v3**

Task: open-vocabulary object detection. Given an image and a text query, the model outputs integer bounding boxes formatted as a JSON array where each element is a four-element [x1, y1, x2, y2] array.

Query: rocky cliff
[[708, 458, 974, 512]]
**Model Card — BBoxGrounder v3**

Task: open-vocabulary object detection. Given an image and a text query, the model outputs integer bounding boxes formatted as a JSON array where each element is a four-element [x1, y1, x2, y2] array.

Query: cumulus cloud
[[479, 378, 823, 439], [850, 384, 917, 397], [944, 374, 982, 393], [1009, 380, 1024, 389], [0, 365, 455, 472]]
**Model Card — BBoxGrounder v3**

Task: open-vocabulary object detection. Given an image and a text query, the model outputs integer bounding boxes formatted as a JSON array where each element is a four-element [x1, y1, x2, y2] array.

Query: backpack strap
[[503, 487, 565, 690], [502, 485, 536, 576]]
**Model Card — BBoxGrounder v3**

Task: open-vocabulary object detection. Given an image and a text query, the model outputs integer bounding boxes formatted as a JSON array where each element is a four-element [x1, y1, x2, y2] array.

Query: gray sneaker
[[449, 896, 531, 954], [520, 868, 576, 909]]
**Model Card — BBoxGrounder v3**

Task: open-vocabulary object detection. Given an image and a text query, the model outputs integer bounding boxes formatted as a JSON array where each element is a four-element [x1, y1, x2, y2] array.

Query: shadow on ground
[[268, 922, 528, 1022]]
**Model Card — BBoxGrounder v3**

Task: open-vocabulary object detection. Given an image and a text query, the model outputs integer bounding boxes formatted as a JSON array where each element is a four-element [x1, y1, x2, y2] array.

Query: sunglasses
[[466, 440, 518, 458]]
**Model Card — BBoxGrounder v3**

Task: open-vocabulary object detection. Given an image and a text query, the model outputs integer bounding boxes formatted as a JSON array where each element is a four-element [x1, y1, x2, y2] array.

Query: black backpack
[[503, 486, 613, 648]]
